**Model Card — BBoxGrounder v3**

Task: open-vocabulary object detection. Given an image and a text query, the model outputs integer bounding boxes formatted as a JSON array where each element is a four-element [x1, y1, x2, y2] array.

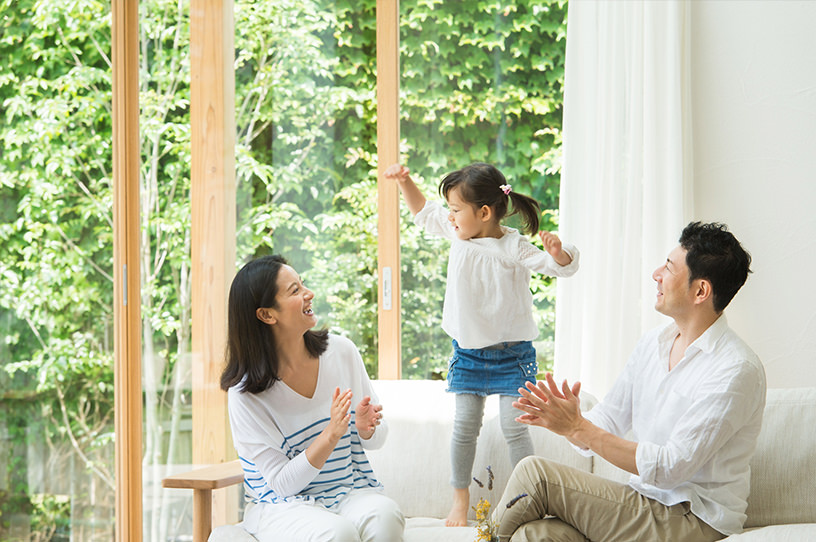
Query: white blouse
[[414, 200, 580, 349]]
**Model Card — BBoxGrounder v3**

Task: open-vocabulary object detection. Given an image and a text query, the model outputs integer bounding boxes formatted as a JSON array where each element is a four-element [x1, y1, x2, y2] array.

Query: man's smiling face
[[652, 245, 694, 318]]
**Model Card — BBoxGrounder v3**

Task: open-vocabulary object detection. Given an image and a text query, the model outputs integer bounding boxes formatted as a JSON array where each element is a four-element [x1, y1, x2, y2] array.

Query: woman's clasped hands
[[328, 387, 382, 441]]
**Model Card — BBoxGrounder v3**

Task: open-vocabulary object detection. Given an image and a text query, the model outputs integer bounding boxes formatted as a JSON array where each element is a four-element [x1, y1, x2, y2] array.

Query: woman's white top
[[414, 200, 580, 349], [228, 334, 386, 509]]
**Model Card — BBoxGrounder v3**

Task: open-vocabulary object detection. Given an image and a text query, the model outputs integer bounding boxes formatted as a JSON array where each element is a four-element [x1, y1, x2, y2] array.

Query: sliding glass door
[[397, 1, 569, 379]]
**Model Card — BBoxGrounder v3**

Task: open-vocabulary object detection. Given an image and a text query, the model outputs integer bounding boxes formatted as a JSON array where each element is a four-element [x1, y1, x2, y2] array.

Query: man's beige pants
[[493, 457, 725, 542]]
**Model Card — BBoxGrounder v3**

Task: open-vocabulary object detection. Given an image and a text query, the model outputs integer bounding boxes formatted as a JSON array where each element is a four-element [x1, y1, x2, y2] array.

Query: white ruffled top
[[414, 200, 580, 349]]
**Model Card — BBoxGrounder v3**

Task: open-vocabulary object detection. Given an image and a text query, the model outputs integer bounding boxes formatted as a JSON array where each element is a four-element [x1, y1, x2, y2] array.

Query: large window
[[233, 0, 381, 375], [398, 2, 568, 379], [0, 1, 567, 540], [0, 2, 116, 539]]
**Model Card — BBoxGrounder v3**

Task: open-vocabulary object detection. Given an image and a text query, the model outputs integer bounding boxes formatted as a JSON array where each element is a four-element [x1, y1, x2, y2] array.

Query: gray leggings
[[450, 393, 534, 489]]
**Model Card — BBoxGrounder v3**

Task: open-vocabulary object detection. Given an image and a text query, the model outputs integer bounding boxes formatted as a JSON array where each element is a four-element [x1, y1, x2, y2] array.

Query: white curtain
[[554, 0, 694, 398]]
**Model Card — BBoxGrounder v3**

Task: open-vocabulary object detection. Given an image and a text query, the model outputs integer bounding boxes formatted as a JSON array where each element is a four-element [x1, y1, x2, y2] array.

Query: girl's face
[[446, 186, 495, 240], [263, 264, 317, 334]]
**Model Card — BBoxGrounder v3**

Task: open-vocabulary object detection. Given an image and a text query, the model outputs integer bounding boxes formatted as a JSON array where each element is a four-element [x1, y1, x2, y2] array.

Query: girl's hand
[[355, 395, 383, 440], [384, 163, 411, 183], [327, 387, 353, 441], [384, 162, 426, 216], [539, 231, 572, 266]]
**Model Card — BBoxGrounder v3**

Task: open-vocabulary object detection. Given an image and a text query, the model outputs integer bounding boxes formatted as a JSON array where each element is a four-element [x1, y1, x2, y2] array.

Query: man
[[494, 222, 766, 542]]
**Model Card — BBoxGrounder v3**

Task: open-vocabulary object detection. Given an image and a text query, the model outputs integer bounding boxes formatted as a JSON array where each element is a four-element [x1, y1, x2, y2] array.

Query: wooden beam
[[111, 1, 142, 541], [190, 0, 238, 528], [376, 0, 401, 380]]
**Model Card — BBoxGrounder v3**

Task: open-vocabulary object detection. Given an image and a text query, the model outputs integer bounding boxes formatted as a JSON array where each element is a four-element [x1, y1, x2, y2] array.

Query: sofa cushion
[[403, 518, 475, 542], [722, 523, 816, 541], [744, 387, 816, 528], [208, 524, 257, 542], [368, 380, 595, 520]]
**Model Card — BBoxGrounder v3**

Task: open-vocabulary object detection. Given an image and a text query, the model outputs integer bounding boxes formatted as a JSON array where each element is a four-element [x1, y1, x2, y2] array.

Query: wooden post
[[190, 0, 238, 528], [377, 0, 402, 380], [112, 1, 142, 541]]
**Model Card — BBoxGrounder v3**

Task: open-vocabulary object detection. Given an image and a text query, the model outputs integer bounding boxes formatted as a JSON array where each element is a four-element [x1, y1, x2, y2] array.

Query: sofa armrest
[[162, 460, 244, 542]]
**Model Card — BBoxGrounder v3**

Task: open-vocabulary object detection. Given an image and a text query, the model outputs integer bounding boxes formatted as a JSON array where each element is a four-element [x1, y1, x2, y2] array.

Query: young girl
[[220, 255, 405, 542], [385, 162, 580, 527]]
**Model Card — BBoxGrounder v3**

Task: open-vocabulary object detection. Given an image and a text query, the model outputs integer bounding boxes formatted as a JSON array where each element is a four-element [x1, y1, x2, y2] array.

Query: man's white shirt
[[580, 315, 766, 535]]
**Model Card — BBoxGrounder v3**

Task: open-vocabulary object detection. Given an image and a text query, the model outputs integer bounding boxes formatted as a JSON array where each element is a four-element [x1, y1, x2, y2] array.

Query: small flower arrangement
[[472, 466, 527, 542]]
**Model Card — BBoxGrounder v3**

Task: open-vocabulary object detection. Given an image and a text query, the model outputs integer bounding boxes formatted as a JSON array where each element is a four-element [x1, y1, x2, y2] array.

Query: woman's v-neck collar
[[278, 355, 322, 400]]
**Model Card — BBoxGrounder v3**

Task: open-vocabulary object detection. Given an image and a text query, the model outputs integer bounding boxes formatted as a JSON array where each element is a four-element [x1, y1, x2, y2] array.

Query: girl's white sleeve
[[517, 238, 580, 277], [414, 200, 456, 241], [228, 389, 321, 497]]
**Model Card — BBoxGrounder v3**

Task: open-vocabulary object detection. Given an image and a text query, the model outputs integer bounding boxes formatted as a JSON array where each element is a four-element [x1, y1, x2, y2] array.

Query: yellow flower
[[471, 466, 527, 542], [472, 497, 498, 542]]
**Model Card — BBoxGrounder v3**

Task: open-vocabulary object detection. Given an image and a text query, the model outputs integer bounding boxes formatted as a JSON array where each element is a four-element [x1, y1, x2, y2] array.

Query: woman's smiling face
[[268, 264, 317, 332]]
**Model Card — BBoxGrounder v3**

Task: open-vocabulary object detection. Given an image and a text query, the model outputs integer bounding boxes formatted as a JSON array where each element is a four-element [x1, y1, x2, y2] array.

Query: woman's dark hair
[[220, 255, 329, 394], [438, 162, 541, 235], [679, 222, 752, 313]]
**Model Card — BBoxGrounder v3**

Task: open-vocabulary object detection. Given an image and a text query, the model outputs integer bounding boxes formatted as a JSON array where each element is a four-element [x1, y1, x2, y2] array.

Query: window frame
[[112, 1, 402, 539], [111, 1, 142, 539]]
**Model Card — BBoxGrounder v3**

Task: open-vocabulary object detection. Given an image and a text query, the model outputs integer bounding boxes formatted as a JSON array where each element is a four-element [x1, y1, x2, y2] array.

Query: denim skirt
[[446, 339, 538, 396]]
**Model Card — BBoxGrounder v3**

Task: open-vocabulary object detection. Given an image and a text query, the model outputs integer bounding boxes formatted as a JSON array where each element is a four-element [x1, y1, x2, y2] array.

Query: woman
[[220, 255, 404, 542]]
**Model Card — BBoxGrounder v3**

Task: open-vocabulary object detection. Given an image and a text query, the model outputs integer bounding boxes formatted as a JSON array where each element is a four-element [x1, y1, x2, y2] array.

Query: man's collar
[[658, 313, 728, 354], [658, 321, 681, 347], [691, 313, 728, 354]]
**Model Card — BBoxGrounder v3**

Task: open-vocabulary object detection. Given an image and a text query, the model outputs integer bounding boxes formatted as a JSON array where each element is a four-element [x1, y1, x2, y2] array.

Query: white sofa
[[203, 380, 816, 541]]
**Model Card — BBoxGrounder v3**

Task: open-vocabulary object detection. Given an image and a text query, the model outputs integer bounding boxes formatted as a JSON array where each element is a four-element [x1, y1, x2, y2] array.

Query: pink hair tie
[[500, 184, 512, 195]]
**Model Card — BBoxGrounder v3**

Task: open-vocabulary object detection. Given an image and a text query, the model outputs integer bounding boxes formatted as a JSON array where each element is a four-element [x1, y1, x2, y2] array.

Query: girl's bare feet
[[445, 487, 470, 527]]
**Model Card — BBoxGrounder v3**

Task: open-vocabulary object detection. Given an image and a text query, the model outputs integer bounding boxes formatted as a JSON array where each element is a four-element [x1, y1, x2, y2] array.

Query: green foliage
[[233, 0, 383, 368], [396, 0, 567, 377], [0, 0, 567, 538], [29, 493, 71, 542], [232, 0, 567, 378], [0, 0, 115, 484]]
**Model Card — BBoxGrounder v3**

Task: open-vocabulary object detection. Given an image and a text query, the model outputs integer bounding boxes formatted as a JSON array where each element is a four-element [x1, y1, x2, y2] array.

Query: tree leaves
[[0, 1, 567, 533]]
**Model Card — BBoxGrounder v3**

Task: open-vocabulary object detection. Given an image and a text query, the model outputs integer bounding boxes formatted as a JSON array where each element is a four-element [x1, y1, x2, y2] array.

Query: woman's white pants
[[242, 488, 405, 542]]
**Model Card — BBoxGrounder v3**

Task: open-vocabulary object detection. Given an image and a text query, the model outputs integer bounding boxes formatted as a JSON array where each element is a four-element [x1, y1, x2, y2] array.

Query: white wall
[[690, 1, 816, 388]]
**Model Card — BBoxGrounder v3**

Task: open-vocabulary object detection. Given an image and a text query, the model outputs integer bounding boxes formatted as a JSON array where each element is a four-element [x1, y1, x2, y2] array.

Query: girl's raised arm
[[384, 163, 427, 217]]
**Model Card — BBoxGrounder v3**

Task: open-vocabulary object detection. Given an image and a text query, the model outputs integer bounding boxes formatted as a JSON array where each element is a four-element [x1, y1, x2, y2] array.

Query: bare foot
[[445, 487, 469, 527]]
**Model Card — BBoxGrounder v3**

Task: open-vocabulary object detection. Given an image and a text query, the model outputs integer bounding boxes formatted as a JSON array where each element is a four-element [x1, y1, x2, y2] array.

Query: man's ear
[[478, 204, 493, 222], [256, 307, 276, 324], [693, 279, 713, 306]]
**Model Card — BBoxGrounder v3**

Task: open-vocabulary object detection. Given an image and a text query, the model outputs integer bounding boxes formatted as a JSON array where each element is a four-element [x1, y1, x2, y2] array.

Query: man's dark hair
[[679, 222, 752, 312]]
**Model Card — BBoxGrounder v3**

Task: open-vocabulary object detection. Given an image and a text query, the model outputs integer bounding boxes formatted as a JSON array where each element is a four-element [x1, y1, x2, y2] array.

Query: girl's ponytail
[[506, 190, 540, 235]]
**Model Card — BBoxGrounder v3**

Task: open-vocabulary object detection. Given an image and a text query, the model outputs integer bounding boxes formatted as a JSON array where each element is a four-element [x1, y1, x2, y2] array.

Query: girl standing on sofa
[[220, 255, 405, 542], [385, 162, 580, 526]]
